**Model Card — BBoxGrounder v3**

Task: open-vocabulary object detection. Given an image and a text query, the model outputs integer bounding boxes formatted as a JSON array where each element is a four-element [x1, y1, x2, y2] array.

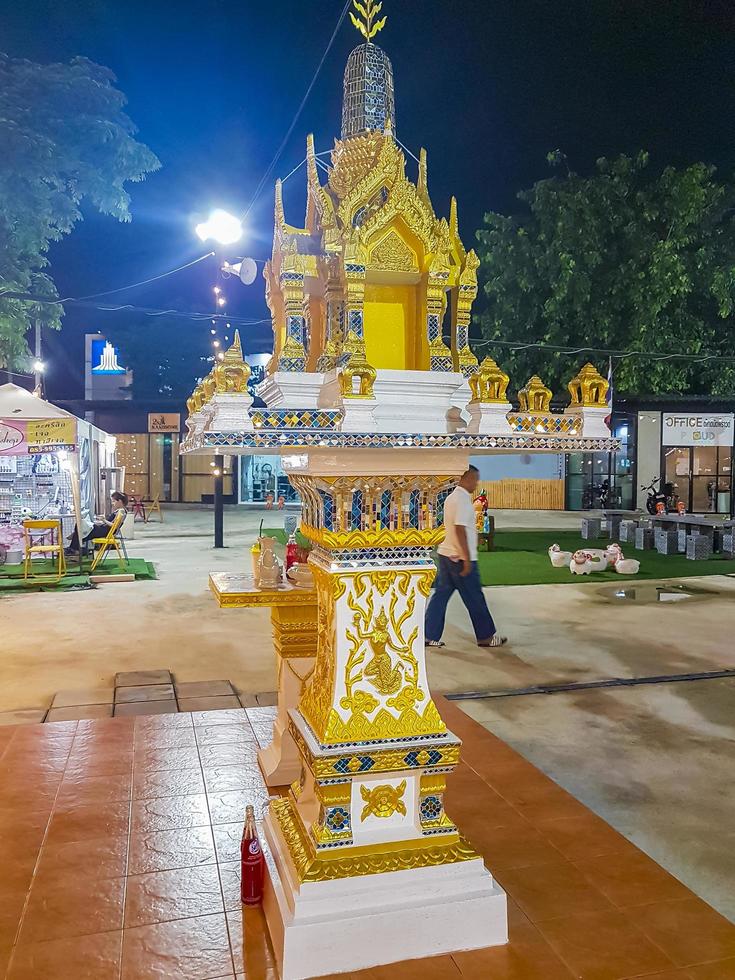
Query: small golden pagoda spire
[[214, 330, 250, 393], [449, 196, 459, 239], [223, 329, 243, 361], [349, 0, 387, 41]]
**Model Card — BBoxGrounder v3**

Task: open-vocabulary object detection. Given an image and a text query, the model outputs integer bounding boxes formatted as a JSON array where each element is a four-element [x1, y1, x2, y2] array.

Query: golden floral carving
[[370, 231, 417, 272], [270, 796, 478, 883], [360, 780, 407, 820]]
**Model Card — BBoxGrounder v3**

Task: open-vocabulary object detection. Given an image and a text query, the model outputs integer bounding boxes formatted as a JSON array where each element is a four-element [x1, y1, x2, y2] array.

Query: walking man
[[425, 465, 507, 649]]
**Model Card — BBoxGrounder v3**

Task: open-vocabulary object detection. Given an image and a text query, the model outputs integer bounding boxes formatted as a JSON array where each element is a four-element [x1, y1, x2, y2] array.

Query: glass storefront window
[[664, 446, 732, 513], [566, 412, 636, 510]]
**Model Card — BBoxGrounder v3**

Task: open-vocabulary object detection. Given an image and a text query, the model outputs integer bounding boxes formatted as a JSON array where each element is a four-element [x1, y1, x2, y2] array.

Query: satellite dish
[[239, 257, 258, 286]]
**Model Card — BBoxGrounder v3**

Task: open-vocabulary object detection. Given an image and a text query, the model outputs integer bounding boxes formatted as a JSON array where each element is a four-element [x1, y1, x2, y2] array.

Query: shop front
[[564, 401, 735, 515], [0, 383, 115, 555], [661, 412, 733, 514]]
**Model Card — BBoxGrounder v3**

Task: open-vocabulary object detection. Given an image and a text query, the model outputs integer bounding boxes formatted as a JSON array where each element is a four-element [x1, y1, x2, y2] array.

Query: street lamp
[[195, 209, 243, 246]]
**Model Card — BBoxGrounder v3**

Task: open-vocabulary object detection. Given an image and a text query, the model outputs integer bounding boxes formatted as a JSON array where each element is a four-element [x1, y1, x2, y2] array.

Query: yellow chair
[[90, 510, 128, 572], [145, 493, 163, 523], [23, 520, 66, 582]]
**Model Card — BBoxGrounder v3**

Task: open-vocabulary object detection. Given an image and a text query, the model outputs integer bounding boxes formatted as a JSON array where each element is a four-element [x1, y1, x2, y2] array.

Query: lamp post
[[195, 209, 243, 548]]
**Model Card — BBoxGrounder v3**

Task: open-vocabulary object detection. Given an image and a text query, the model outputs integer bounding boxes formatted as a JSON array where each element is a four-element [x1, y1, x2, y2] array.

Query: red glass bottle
[[285, 531, 298, 572], [240, 805, 265, 906]]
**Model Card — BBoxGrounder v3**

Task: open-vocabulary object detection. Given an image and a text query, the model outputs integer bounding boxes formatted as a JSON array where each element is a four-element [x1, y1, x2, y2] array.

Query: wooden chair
[[144, 493, 163, 523], [23, 520, 66, 582], [90, 510, 128, 572]]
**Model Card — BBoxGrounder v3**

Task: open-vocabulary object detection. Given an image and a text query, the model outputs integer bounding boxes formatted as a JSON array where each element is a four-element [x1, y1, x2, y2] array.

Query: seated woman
[[66, 491, 129, 556]]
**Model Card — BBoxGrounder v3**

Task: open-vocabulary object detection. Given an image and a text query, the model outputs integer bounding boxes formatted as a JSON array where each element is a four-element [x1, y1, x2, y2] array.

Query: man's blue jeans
[[425, 555, 496, 643]]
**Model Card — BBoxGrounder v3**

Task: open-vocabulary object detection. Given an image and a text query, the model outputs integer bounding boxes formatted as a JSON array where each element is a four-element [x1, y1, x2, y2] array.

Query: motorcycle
[[642, 477, 679, 515]]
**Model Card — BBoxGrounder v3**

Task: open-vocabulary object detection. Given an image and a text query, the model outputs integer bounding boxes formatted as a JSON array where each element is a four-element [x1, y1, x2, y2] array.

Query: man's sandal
[[478, 635, 508, 648], [425, 640, 446, 648]]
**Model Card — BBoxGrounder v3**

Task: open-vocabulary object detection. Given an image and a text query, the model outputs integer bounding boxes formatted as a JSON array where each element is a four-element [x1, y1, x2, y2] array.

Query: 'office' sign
[[662, 413, 734, 447]]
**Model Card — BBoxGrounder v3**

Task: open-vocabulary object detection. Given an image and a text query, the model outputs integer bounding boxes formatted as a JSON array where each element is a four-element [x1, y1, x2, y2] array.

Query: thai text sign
[[26, 418, 77, 454], [148, 413, 181, 433], [662, 413, 734, 447]]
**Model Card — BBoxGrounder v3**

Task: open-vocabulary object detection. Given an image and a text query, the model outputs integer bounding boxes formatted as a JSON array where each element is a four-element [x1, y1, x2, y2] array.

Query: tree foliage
[[0, 54, 159, 369], [476, 152, 735, 397]]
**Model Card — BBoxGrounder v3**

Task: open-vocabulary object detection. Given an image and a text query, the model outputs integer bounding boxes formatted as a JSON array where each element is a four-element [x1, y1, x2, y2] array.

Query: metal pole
[[214, 453, 224, 548], [34, 320, 42, 394]]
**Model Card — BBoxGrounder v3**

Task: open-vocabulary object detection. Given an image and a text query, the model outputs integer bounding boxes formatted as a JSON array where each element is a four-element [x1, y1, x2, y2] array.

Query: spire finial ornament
[[349, 0, 387, 41]]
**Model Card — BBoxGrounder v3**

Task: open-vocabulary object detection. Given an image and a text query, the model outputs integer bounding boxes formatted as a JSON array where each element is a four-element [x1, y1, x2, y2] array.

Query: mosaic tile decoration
[[182, 429, 620, 454], [342, 42, 396, 139], [249, 409, 343, 430]]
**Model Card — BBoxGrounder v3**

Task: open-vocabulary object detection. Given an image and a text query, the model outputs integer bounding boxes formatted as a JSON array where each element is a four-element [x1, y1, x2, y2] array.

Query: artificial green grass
[[264, 525, 733, 588], [477, 530, 733, 587], [0, 556, 157, 594]]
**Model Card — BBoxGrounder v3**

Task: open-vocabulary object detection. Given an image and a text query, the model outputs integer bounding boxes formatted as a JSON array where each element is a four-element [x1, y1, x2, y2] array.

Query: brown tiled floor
[[0, 697, 733, 979]]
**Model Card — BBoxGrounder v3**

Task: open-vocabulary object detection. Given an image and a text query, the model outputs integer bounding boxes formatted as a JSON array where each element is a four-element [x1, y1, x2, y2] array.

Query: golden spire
[[223, 329, 243, 362], [449, 196, 459, 238], [349, 0, 387, 41], [274, 179, 286, 228], [418, 148, 428, 201]]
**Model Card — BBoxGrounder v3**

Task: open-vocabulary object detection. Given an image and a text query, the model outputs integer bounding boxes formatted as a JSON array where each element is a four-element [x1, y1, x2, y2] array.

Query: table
[[649, 514, 734, 554], [209, 571, 317, 786]]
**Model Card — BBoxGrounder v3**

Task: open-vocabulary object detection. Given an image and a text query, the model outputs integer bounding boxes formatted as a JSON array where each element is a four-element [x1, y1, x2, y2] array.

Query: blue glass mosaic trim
[[420, 795, 443, 821], [318, 488, 335, 531], [185, 431, 621, 453], [409, 489, 420, 528], [287, 315, 303, 341], [350, 489, 363, 530], [333, 755, 375, 774], [325, 806, 351, 832], [379, 489, 392, 526]]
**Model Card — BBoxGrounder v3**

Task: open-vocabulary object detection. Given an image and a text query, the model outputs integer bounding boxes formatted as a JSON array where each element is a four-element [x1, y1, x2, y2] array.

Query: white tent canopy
[[0, 383, 78, 421]]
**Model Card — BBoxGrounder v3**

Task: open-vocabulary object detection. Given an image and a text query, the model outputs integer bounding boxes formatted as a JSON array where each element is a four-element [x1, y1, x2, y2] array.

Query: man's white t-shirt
[[438, 486, 477, 562]]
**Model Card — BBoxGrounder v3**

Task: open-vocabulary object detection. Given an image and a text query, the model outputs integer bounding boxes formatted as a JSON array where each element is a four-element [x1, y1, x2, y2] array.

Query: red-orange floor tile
[[6, 929, 123, 980], [536, 907, 675, 979], [688, 957, 735, 978], [128, 825, 216, 875], [122, 911, 234, 979], [131, 792, 211, 834], [132, 765, 206, 800], [226, 906, 279, 977], [497, 860, 615, 922], [124, 864, 224, 928], [532, 812, 631, 862], [452, 919, 575, 979], [18, 876, 125, 945], [574, 849, 692, 909], [45, 799, 130, 848], [34, 834, 129, 886], [626, 898, 735, 967]]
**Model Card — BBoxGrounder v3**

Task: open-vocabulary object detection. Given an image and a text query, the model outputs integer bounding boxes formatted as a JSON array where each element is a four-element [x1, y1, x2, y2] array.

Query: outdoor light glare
[[33, 360, 45, 373], [217, 297, 226, 307], [195, 209, 243, 245], [213, 286, 221, 294], [210, 329, 216, 335], [212, 467, 222, 477], [213, 340, 221, 347], [217, 352, 224, 360]]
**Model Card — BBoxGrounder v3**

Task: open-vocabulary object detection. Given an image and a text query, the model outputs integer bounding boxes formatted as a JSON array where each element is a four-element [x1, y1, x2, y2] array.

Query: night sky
[[3, 0, 734, 398]]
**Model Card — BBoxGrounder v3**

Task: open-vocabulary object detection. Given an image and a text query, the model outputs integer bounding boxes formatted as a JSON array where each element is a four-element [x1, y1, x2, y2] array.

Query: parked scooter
[[642, 477, 679, 515]]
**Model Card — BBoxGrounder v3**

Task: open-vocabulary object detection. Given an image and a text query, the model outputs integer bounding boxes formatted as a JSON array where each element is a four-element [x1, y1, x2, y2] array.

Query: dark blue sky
[[3, 0, 734, 397]]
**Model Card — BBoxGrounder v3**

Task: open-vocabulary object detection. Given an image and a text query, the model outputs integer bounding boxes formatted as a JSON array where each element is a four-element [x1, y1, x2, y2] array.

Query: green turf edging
[[476, 530, 733, 587]]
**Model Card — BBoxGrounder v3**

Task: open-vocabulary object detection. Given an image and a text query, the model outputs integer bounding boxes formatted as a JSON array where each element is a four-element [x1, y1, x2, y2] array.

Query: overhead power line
[[0, 252, 216, 306], [240, 0, 353, 224]]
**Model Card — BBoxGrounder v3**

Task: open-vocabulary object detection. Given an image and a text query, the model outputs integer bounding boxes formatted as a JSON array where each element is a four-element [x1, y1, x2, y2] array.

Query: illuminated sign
[[148, 413, 181, 433], [662, 413, 734, 447], [91, 339, 126, 375]]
